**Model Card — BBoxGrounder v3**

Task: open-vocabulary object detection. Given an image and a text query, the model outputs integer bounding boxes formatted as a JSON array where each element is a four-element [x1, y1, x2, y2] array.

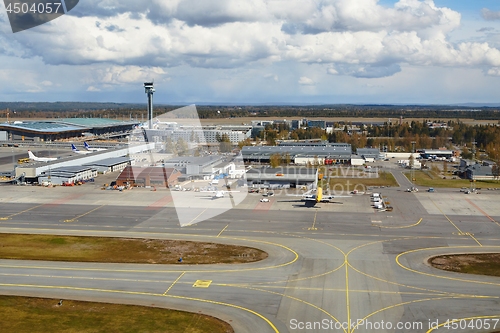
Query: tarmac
[[0, 162, 500, 332]]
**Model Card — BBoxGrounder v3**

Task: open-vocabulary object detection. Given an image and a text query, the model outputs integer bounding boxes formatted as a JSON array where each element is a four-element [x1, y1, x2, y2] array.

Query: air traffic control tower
[[144, 82, 155, 129]]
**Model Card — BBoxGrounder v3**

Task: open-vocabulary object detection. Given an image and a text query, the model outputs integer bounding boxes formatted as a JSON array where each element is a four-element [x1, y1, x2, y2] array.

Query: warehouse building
[[246, 166, 318, 189], [242, 145, 352, 164], [38, 166, 97, 185], [115, 166, 181, 188], [83, 157, 132, 174]]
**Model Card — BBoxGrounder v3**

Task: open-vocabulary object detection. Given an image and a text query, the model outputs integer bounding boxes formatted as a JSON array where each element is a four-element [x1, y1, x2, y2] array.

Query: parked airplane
[[203, 190, 239, 200], [71, 144, 91, 155], [27, 150, 57, 162], [84, 142, 106, 152], [291, 176, 351, 208]]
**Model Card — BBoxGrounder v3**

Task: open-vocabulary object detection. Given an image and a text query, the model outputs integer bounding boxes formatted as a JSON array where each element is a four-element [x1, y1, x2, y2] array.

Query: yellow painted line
[[0, 282, 280, 333], [163, 272, 185, 295], [186, 208, 208, 226], [234, 284, 346, 333], [0, 235, 299, 274], [0, 204, 44, 220], [345, 257, 351, 333], [379, 218, 422, 229], [308, 209, 319, 230], [396, 246, 500, 287], [467, 232, 483, 247], [465, 198, 500, 227], [430, 199, 481, 245], [64, 205, 106, 223], [351, 296, 471, 333], [345, 237, 479, 296], [217, 224, 229, 237], [193, 280, 212, 288], [426, 314, 500, 333]]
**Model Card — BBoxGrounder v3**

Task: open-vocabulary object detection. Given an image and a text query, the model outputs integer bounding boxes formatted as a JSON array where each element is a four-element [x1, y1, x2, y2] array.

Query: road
[[0, 174, 500, 332]]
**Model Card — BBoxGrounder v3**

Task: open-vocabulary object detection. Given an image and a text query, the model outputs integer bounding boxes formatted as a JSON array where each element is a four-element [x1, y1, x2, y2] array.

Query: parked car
[[260, 198, 270, 202], [428, 188, 435, 192]]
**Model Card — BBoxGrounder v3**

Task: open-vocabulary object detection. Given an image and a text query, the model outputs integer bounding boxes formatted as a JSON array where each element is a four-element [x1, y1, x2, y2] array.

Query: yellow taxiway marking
[[63, 205, 106, 223], [163, 272, 185, 295], [233, 284, 346, 333], [193, 280, 212, 288], [426, 314, 500, 333], [0, 282, 279, 333], [379, 218, 423, 229], [184, 208, 208, 226], [308, 209, 319, 230], [396, 246, 500, 287], [465, 198, 500, 228], [217, 224, 229, 237], [0, 204, 45, 220], [431, 199, 482, 246]]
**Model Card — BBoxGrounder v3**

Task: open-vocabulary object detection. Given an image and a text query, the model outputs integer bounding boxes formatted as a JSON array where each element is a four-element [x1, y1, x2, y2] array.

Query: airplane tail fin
[[71, 144, 78, 151], [28, 150, 36, 159], [84, 142, 90, 150]]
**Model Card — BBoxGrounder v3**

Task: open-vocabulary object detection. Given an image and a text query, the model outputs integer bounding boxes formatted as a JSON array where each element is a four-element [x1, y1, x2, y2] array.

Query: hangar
[[246, 166, 318, 189], [242, 145, 352, 164]]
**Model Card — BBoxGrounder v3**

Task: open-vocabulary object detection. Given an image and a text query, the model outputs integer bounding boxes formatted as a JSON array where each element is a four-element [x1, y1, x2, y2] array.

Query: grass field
[[0, 234, 268, 264], [327, 171, 398, 192], [0, 296, 233, 333], [429, 254, 500, 277], [403, 170, 500, 189]]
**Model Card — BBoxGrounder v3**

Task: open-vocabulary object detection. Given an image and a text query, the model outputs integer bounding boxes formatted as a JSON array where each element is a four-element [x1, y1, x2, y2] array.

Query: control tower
[[144, 82, 155, 129]]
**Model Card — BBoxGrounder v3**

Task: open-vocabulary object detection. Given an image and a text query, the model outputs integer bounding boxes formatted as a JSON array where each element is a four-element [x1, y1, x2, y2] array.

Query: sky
[[0, 0, 500, 105]]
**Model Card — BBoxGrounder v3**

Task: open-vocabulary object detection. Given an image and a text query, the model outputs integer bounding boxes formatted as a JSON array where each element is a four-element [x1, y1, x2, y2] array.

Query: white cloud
[[86, 86, 101, 92], [481, 8, 500, 21], [298, 76, 314, 85], [486, 67, 500, 76], [0, 0, 499, 88]]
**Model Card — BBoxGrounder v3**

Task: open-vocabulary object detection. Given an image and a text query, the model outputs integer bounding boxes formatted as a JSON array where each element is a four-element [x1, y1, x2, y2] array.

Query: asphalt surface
[[0, 170, 500, 332]]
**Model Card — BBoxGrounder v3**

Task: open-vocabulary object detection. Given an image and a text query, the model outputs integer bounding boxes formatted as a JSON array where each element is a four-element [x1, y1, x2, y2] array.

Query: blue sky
[[1, 0, 500, 105]]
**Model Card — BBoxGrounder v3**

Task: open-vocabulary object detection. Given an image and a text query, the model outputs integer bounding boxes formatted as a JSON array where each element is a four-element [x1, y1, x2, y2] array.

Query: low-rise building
[[116, 166, 181, 187]]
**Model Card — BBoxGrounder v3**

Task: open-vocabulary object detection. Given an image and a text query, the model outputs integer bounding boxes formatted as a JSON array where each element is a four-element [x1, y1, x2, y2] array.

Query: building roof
[[0, 121, 86, 133], [246, 167, 317, 181], [466, 164, 493, 176], [57, 118, 137, 128], [242, 145, 352, 158], [117, 166, 180, 182], [83, 157, 131, 167]]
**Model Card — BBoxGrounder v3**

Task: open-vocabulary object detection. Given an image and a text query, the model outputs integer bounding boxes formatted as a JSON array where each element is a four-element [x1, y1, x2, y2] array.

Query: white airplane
[[28, 150, 58, 162], [202, 190, 239, 200], [71, 144, 91, 155], [84, 142, 106, 152]]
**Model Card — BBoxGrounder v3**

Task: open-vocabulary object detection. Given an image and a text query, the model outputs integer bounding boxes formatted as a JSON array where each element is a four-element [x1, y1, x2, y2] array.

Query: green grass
[[404, 170, 500, 189], [327, 171, 398, 192], [0, 234, 268, 264], [0, 296, 233, 333]]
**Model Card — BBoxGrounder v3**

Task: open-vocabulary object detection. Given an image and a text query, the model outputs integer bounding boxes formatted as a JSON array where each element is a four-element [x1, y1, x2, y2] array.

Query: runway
[[0, 177, 500, 332]]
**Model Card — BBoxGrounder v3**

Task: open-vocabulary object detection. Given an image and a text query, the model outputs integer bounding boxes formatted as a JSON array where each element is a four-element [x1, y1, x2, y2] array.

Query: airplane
[[84, 142, 106, 152], [27, 150, 58, 162], [200, 189, 240, 200], [289, 174, 351, 208], [71, 144, 91, 155]]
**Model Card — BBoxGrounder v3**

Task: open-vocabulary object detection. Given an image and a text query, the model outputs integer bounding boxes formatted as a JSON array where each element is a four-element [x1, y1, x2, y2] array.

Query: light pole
[[411, 141, 416, 187]]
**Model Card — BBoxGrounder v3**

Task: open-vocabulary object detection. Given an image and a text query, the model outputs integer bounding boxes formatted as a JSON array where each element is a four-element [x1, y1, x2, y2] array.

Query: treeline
[[2, 103, 500, 121]]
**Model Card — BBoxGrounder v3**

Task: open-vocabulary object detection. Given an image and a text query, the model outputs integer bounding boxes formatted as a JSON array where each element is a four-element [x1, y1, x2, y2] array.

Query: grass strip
[[0, 296, 233, 333], [0, 234, 268, 264], [429, 253, 500, 277]]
